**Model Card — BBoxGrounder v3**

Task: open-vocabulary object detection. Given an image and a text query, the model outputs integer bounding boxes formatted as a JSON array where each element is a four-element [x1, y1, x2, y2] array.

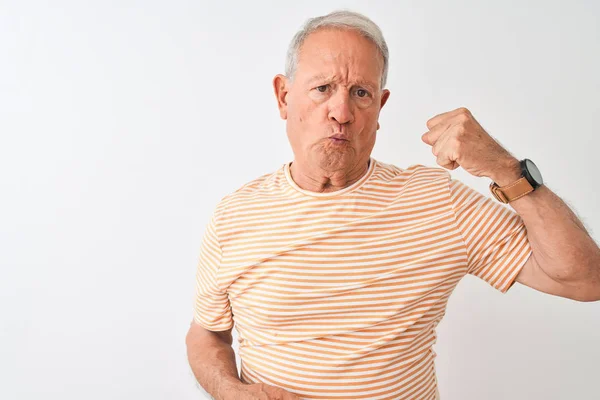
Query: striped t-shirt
[[192, 157, 532, 400]]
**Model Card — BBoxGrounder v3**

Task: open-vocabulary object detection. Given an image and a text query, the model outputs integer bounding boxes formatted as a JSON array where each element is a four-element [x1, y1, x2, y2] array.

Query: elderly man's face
[[274, 28, 390, 171]]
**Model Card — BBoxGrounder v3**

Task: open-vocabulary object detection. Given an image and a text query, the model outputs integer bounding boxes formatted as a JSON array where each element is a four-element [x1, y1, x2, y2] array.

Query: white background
[[1, 1, 599, 399]]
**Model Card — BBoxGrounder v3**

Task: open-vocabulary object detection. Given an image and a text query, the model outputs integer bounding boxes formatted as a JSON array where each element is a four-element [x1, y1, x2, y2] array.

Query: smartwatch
[[489, 159, 543, 203]]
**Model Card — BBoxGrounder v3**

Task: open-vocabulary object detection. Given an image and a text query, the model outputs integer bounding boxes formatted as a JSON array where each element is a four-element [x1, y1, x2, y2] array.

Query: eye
[[316, 85, 329, 93], [355, 88, 369, 98]]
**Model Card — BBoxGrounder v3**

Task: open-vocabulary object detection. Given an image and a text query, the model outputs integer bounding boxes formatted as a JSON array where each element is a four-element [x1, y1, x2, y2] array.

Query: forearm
[[510, 185, 599, 277], [186, 329, 242, 399], [492, 161, 600, 296]]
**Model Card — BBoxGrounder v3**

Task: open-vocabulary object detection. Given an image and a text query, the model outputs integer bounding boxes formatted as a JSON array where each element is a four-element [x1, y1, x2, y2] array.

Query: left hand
[[421, 107, 520, 183]]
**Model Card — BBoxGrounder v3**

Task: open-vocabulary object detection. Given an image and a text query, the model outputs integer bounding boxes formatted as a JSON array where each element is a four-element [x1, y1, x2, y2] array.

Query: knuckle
[[457, 113, 469, 124], [453, 139, 463, 154]]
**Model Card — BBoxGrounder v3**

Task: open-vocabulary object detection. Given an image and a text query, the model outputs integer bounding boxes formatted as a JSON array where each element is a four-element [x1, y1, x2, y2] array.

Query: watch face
[[525, 159, 543, 185]]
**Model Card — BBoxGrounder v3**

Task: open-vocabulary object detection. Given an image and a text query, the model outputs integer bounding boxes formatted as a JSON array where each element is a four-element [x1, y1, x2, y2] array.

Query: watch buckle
[[489, 182, 509, 203]]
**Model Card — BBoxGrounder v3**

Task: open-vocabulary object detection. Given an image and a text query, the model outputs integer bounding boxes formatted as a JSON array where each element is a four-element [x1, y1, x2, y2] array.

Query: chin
[[315, 150, 356, 171]]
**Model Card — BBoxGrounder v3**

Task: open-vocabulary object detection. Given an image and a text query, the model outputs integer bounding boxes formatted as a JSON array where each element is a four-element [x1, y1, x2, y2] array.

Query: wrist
[[489, 157, 521, 187], [218, 378, 246, 400]]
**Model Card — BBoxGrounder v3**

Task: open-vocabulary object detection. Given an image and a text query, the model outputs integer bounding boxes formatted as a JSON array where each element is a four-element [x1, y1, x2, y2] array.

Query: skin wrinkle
[[186, 14, 600, 400], [516, 186, 599, 286], [274, 27, 390, 193], [186, 25, 392, 400]]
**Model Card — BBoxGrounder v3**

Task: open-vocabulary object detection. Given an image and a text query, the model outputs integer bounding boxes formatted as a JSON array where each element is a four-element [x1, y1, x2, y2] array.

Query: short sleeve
[[449, 178, 533, 293], [192, 213, 234, 331]]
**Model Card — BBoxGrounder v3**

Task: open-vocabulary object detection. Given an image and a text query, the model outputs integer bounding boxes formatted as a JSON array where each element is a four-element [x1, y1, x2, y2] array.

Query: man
[[186, 10, 600, 400]]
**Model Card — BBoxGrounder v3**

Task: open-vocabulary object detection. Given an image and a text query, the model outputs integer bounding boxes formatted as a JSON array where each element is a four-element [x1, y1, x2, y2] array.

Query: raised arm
[[422, 107, 600, 301]]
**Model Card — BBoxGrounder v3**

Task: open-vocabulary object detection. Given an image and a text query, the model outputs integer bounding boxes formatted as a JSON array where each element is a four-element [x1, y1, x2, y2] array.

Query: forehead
[[295, 28, 384, 88]]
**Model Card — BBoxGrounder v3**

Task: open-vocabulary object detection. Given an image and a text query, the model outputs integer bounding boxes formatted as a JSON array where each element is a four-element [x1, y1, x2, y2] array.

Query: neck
[[289, 158, 371, 193]]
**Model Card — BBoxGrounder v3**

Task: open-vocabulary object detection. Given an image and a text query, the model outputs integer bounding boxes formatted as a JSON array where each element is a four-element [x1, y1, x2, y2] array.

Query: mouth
[[329, 134, 349, 141]]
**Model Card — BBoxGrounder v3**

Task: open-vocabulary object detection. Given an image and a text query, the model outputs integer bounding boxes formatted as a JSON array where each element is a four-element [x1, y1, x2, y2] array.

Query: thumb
[[421, 131, 431, 145]]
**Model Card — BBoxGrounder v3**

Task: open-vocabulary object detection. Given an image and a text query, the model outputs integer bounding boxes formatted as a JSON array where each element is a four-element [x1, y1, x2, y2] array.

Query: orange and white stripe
[[193, 157, 531, 400]]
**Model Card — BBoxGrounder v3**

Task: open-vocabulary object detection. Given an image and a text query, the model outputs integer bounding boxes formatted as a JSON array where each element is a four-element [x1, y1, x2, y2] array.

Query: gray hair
[[285, 10, 389, 89]]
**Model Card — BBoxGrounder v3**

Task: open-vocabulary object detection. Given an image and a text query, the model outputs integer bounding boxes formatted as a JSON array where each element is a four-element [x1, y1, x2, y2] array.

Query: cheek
[[365, 109, 380, 123], [295, 105, 319, 125], [289, 99, 328, 127]]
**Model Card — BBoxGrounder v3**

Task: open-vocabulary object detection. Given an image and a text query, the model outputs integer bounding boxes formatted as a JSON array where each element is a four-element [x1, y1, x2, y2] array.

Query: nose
[[328, 90, 354, 125]]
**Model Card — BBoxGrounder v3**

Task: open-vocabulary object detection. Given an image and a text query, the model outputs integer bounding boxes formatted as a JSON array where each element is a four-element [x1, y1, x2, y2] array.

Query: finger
[[426, 107, 469, 130], [261, 385, 280, 399], [437, 154, 459, 170], [423, 113, 462, 145], [421, 124, 448, 146], [277, 388, 299, 400], [431, 129, 452, 157], [281, 389, 300, 400], [264, 385, 297, 400], [435, 134, 460, 170]]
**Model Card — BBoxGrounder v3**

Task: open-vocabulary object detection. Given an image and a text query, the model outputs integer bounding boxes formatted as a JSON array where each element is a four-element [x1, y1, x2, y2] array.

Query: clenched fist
[[421, 107, 521, 185]]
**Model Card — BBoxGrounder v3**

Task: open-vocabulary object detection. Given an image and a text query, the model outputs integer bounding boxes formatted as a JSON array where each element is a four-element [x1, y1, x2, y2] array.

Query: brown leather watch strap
[[489, 177, 534, 203]]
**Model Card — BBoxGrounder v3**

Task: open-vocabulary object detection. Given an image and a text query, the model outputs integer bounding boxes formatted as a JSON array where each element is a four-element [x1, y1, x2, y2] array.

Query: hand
[[421, 107, 521, 184], [225, 382, 300, 400]]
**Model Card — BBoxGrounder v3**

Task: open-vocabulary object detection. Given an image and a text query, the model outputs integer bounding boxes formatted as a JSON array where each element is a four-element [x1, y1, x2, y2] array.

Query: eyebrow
[[306, 74, 332, 85], [306, 74, 378, 92]]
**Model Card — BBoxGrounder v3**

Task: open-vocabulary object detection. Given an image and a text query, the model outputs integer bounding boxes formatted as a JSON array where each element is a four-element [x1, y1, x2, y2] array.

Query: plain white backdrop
[[1, 1, 599, 399]]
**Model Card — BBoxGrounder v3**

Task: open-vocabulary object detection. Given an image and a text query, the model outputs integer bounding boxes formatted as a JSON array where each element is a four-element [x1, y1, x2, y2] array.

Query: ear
[[377, 90, 390, 131], [273, 74, 290, 120], [380, 89, 391, 109]]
